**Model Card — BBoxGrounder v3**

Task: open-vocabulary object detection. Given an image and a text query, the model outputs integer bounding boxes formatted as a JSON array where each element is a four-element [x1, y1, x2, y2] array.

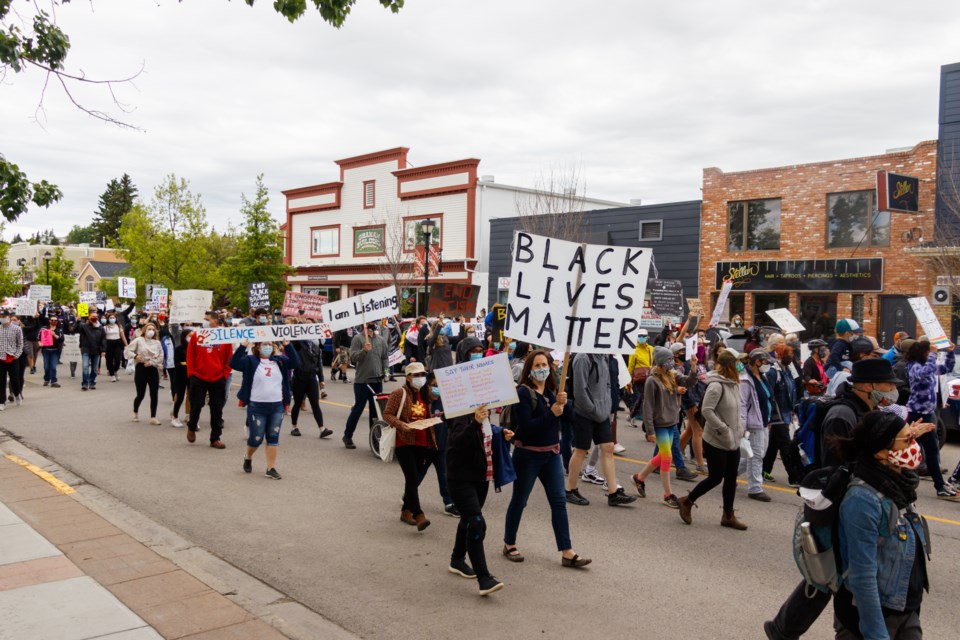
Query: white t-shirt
[[250, 358, 283, 402]]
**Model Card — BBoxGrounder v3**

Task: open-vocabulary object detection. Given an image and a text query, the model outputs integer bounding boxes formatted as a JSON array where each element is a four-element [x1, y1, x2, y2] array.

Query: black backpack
[[499, 385, 540, 432]]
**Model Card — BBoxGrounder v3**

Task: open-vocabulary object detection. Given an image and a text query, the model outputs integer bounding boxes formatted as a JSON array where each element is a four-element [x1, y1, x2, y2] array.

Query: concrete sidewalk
[[0, 453, 287, 640]]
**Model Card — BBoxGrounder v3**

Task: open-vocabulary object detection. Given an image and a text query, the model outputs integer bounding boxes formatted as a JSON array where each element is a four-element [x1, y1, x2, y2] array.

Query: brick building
[[697, 140, 939, 345]]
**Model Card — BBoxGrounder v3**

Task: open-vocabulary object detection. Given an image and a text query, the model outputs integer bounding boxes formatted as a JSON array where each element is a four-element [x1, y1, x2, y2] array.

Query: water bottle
[[800, 522, 819, 554]]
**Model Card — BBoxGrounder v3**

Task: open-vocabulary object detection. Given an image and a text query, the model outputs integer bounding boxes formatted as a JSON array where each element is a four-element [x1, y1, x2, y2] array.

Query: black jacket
[[293, 339, 325, 381], [445, 415, 488, 483], [21, 316, 40, 342], [78, 321, 107, 354]]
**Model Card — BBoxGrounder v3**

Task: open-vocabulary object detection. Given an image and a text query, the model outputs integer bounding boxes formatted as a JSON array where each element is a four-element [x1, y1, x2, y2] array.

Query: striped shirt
[[0, 324, 24, 359]]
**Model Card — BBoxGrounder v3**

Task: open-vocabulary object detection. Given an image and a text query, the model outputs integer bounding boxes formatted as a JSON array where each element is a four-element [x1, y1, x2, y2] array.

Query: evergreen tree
[[92, 174, 138, 246], [11, 233, 22, 243], [65, 225, 96, 245]]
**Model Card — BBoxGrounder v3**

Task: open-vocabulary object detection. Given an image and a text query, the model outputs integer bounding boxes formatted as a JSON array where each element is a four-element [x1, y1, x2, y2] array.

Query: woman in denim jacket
[[832, 410, 931, 640]]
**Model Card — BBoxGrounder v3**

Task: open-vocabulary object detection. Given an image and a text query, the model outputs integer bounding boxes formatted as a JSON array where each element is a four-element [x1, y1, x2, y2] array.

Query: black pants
[[171, 369, 187, 418], [763, 422, 792, 476], [0, 359, 20, 403], [133, 364, 160, 417], [448, 479, 491, 579], [187, 377, 225, 443], [396, 445, 436, 517], [105, 339, 124, 376], [768, 579, 831, 639], [291, 374, 324, 429], [688, 440, 741, 512]]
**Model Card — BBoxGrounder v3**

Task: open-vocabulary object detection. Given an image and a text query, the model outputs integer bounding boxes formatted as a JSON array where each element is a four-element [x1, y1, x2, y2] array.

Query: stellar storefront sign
[[715, 258, 883, 292], [877, 171, 919, 213]]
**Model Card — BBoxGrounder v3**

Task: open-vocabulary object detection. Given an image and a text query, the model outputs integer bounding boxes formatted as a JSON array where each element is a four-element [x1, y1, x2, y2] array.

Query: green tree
[[0, 226, 22, 296], [38, 247, 75, 303], [1, 1, 403, 222], [11, 233, 23, 243], [223, 175, 292, 310], [91, 174, 138, 245], [65, 224, 96, 245]]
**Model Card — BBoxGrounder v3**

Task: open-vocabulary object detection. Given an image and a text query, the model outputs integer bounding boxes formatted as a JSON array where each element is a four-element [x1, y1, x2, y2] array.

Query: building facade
[[697, 141, 939, 345], [4, 243, 126, 290]]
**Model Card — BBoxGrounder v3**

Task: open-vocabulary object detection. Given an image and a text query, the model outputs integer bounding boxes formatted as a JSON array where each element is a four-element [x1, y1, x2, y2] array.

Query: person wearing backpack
[[678, 349, 746, 529], [502, 349, 590, 567], [831, 411, 931, 639], [763, 344, 798, 483]]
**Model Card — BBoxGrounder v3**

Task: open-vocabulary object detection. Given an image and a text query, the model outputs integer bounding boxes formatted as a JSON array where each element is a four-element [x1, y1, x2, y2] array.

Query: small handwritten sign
[[433, 353, 519, 419]]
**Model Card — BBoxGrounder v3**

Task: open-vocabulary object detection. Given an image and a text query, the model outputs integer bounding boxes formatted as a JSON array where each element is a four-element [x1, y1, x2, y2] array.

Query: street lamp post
[[43, 251, 51, 285], [420, 219, 436, 317]]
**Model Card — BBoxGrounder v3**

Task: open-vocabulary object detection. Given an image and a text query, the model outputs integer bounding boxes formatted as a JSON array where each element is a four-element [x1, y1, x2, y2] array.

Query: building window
[[826, 191, 889, 248], [310, 225, 340, 258], [85, 276, 95, 292], [727, 199, 781, 251], [852, 294, 865, 327], [402, 215, 443, 253], [639, 220, 663, 241], [302, 286, 341, 302], [363, 181, 375, 209]]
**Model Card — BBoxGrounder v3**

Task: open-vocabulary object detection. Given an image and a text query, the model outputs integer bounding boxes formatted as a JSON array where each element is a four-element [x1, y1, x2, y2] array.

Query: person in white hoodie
[[124, 322, 165, 424]]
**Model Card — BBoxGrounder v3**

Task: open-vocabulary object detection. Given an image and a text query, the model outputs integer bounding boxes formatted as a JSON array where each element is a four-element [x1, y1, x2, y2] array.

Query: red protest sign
[[282, 291, 328, 319], [427, 283, 480, 317]]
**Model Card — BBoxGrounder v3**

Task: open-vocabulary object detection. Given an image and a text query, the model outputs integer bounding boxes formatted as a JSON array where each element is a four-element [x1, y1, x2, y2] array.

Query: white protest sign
[[450, 323, 461, 336], [616, 359, 631, 390], [765, 308, 806, 334], [505, 232, 653, 354], [788, 363, 800, 380], [170, 290, 213, 324], [800, 343, 811, 364], [388, 349, 405, 366], [709, 280, 734, 327], [684, 336, 697, 359], [28, 285, 51, 301], [79, 291, 97, 304], [105, 298, 115, 311], [151, 287, 169, 311], [15, 298, 36, 316], [62, 335, 81, 363], [321, 286, 399, 332], [118, 277, 137, 299], [195, 323, 332, 345], [908, 297, 951, 350], [434, 353, 520, 418]]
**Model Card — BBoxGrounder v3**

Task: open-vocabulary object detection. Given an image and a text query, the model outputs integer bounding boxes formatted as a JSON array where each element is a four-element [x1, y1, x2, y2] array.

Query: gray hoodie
[[700, 371, 744, 451], [572, 353, 610, 422]]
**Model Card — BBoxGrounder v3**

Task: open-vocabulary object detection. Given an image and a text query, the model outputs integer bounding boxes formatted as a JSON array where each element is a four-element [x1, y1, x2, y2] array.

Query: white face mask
[[260, 345, 274, 358], [759, 364, 771, 374], [146, 330, 156, 339], [530, 368, 551, 382], [410, 377, 427, 390]]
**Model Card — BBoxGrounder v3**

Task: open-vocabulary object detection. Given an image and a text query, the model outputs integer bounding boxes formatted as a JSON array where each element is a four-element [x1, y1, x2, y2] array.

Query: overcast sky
[[2, 0, 958, 240]]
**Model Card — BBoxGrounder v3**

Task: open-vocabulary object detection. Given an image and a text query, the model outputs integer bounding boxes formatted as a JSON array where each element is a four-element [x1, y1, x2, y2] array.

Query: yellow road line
[[4, 455, 75, 495]]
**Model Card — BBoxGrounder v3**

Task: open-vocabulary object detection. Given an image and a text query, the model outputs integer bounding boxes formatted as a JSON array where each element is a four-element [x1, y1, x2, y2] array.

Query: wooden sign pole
[[557, 244, 587, 393]]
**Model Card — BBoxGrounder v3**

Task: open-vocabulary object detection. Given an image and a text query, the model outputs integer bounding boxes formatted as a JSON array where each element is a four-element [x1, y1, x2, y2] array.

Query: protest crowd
[[1, 256, 956, 637]]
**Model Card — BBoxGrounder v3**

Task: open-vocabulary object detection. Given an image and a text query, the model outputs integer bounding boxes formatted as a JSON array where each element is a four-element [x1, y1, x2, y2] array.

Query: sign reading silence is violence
[[506, 232, 653, 354]]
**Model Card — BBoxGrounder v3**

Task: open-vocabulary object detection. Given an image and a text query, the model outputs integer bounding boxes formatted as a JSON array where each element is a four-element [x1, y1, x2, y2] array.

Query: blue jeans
[[42, 350, 59, 384], [246, 401, 285, 448], [560, 414, 574, 471], [504, 448, 571, 551], [344, 381, 382, 440], [81, 352, 101, 387], [650, 424, 687, 470]]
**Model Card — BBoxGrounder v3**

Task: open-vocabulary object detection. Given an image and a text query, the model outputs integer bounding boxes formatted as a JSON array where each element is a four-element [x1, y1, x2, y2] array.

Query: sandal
[[562, 554, 592, 568], [502, 545, 524, 562]]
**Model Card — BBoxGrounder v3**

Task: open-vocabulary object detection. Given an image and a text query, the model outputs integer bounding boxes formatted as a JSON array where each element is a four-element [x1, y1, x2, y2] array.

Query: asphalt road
[[3, 366, 960, 639]]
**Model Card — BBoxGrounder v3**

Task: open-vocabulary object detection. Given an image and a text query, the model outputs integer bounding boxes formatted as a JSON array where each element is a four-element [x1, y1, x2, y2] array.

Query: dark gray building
[[938, 61, 960, 231], [487, 200, 702, 315]]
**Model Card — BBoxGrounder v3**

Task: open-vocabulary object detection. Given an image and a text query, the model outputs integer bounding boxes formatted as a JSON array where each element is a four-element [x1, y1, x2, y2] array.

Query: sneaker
[[787, 479, 801, 489], [763, 472, 777, 483], [149, 417, 161, 425], [749, 491, 772, 502], [51, 383, 60, 388], [110, 376, 117, 382], [565, 489, 590, 506], [265, 468, 282, 480], [478, 575, 504, 596], [675, 467, 699, 482], [613, 443, 626, 454], [662, 494, 681, 509], [43, 381, 49, 387], [89, 385, 96, 390], [580, 469, 606, 485], [132, 413, 139, 422], [321, 391, 328, 399], [695, 464, 709, 476], [290, 427, 302, 437], [0, 404, 5, 411], [936, 487, 959, 500], [14, 395, 22, 406], [448, 558, 475, 578], [243, 458, 252, 473], [608, 487, 638, 507], [210, 440, 226, 449], [342, 436, 356, 449], [319, 428, 333, 439], [632, 473, 646, 498], [171, 418, 184, 428], [444, 503, 461, 518], [30, 367, 36, 375], [81, 386, 88, 391]]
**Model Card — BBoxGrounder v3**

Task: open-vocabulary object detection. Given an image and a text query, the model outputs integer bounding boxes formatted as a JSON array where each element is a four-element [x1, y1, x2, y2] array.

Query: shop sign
[[877, 171, 919, 213], [715, 258, 883, 292], [353, 226, 385, 255]]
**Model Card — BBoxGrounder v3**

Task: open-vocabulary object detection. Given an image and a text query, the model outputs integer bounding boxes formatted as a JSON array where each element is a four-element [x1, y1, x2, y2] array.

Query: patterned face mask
[[887, 441, 922, 470]]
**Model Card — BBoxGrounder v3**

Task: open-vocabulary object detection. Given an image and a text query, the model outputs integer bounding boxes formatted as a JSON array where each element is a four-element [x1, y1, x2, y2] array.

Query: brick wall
[[697, 140, 939, 339]]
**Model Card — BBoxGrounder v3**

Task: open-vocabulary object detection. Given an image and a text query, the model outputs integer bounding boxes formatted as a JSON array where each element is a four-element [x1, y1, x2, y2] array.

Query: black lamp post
[[420, 219, 436, 317], [43, 251, 51, 285]]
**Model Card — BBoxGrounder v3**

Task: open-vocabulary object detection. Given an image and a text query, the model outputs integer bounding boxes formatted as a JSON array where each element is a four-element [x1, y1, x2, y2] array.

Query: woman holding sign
[[384, 362, 439, 531], [503, 350, 590, 568]]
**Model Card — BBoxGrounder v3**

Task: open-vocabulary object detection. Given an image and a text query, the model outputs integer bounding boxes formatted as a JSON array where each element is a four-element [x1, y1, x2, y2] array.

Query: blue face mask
[[637, 337, 647, 345], [508, 342, 517, 350], [530, 368, 551, 382], [259, 316, 267, 324], [260, 345, 274, 358], [493, 343, 501, 350], [430, 386, 440, 396], [470, 353, 483, 361], [736, 362, 745, 373]]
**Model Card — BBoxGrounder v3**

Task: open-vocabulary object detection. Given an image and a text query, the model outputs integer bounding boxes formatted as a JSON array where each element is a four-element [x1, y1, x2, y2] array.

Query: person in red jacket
[[186, 312, 233, 449]]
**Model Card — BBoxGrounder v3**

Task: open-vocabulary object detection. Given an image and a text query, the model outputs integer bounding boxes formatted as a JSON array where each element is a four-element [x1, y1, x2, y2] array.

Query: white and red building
[[282, 147, 625, 314]]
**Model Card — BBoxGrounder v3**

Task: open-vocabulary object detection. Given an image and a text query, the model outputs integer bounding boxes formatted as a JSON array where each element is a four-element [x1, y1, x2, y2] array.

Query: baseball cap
[[835, 319, 863, 335], [637, 329, 649, 336], [850, 337, 874, 354], [748, 350, 772, 363], [670, 343, 686, 355]]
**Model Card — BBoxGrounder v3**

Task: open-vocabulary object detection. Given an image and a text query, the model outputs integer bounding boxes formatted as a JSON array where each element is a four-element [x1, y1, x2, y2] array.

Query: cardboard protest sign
[[79, 291, 97, 304], [433, 353, 520, 418], [427, 283, 480, 317], [62, 335, 81, 363], [687, 297, 704, 318], [151, 287, 168, 311], [28, 285, 51, 301], [765, 308, 806, 334], [170, 290, 213, 324], [195, 322, 333, 345], [505, 232, 653, 354], [908, 297, 951, 350], [649, 279, 684, 317], [321, 286, 399, 332], [248, 282, 270, 310], [118, 277, 137, 299], [76, 303, 89, 317], [15, 298, 36, 316], [281, 291, 328, 319], [709, 280, 734, 327]]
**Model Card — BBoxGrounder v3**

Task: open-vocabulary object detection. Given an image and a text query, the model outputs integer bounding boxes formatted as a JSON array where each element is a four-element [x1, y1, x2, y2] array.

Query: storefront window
[[754, 293, 789, 328], [826, 191, 889, 248], [302, 286, 340, 302], [727, 199, 781, 251], [798, 295, 837, 339]]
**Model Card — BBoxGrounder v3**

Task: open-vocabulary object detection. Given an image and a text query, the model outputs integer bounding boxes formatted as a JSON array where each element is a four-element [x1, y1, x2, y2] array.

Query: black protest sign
[[248, 282, 270, 310], [493, 305, 507, 344], [428, 284, 480, 317], [649, 279, 683, 317], [96, 291, 107, 303]]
